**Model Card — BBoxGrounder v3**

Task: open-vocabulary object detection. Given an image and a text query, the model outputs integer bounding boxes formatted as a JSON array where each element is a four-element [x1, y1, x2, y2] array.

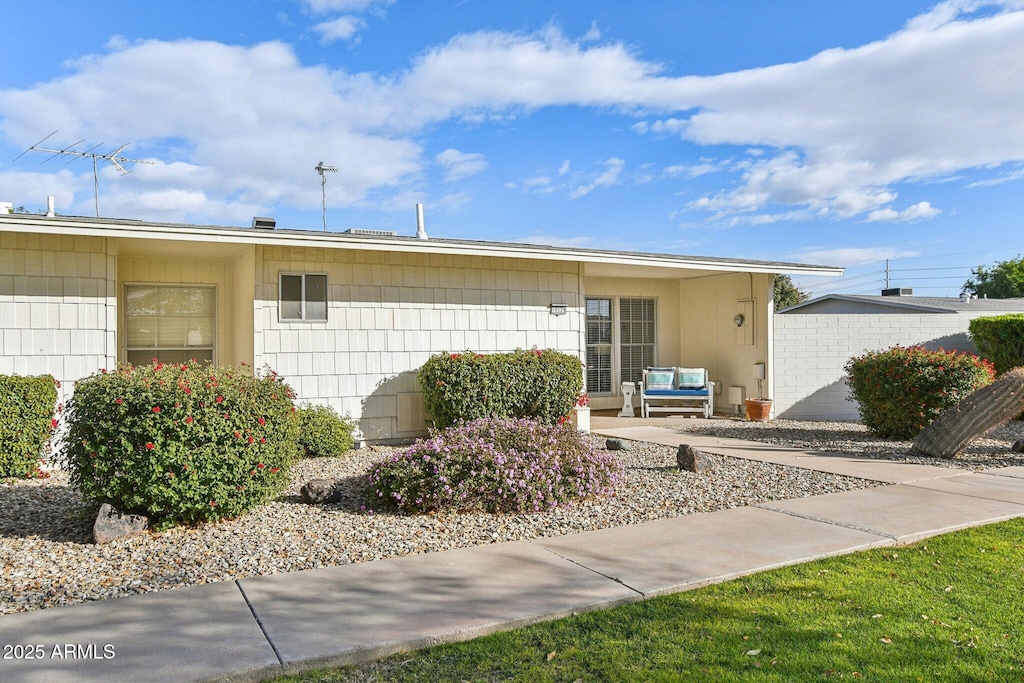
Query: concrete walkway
[[4, 427, 1024, 683]]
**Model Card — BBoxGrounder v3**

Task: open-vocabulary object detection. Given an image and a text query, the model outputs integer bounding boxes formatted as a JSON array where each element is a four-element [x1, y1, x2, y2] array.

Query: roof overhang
[[0, 214, 844, 278], [778, 293, 956, 314]]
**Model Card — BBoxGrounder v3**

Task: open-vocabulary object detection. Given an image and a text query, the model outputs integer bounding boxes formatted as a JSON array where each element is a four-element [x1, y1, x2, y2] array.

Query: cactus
[[912, 367, 1024, 458]]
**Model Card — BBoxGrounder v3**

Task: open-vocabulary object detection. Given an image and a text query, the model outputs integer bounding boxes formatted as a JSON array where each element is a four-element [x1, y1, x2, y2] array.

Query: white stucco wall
[[774, 311, 992, 420], [255, 246, 583, 441], [0, 232, 115, 387]]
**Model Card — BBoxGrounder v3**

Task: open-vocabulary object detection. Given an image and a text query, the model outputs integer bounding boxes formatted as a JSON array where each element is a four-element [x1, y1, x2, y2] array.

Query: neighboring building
[[0, 211, 839, 441], [774, 291, 1024, 421]]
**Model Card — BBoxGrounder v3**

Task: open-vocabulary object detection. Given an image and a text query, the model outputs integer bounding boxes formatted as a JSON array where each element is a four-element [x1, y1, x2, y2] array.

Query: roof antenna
[[315, 161, 338, 232], [14, 130, 154, 217]]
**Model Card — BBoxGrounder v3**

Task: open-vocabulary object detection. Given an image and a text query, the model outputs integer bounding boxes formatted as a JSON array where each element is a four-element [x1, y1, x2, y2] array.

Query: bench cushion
[[644, 368, 675, 391], [644, 389, 710, 397], [675, 367, 706, 389]]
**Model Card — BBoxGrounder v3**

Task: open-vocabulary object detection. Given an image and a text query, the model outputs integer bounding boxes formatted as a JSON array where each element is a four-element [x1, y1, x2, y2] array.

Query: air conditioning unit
[[252, 217, 276, 229]]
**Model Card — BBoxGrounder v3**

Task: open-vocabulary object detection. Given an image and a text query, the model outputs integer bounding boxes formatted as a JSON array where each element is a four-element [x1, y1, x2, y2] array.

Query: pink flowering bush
[[367, 417, 624, 514], [65, 362, 299, 527], [845, 346, 995, 439]]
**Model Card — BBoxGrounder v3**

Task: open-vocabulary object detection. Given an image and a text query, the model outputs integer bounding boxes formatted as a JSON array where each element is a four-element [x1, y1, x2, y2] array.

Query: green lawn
[[276, 519, 1024, 682]]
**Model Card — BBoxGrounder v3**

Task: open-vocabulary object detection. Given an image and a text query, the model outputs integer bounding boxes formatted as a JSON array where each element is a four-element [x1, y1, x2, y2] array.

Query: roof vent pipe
[[46, 196, 55, 217], [415, 203, 428, 240]]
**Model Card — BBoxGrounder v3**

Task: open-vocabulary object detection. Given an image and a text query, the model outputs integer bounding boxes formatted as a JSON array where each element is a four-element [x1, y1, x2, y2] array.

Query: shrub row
[[65, 362, 300, 527], [418, 349, 583, 429], [969, 314, 1024, 375], [366, 417, 623, 513], [845, 346, 994, 439], [0, 374, 58, 478]]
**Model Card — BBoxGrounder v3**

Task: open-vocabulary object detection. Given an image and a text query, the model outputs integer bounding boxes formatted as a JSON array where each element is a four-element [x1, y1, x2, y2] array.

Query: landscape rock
[[676, 444, 714, 473], [93, 503, 148, 545], [300, 478, 343, 504], [1013, 439, 1024, 453], [605, 438, 628, 451]]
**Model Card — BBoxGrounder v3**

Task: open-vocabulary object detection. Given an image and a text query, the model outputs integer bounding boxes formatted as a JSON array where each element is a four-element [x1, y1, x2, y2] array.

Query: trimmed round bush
[[65, 362, 300, 527], [969, 314, 1024, 375], [845, 346, 995, 439], [366, 417, 624, 514], [418, 349, 584, 429], [297, 404, 356, 457], [0, 374, 58, 478]]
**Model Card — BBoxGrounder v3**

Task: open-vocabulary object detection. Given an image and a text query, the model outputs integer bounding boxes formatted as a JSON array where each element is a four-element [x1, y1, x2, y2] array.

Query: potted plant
[[573, 392, 591, 433], [745, 365, 772, 422]]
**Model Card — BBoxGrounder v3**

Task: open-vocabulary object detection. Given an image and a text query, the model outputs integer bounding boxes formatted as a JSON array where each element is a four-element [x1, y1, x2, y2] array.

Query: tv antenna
[[14, 130, 154, 217], [314, 161, 338, 231]]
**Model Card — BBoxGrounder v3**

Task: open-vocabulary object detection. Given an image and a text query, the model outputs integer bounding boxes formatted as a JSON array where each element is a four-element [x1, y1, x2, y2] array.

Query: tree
[[963, 256, 1024, 299], [773, 274, 809, 311]]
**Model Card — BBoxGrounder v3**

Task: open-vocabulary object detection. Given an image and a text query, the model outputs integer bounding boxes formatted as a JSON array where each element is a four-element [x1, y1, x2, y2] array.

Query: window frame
[[122, 282, 218, 366], [278, 272, 328, 323], [584, 296, 658, 396]]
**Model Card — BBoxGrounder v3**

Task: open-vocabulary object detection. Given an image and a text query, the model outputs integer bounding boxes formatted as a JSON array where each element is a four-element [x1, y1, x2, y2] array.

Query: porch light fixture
[[549, 303, 568, 316]]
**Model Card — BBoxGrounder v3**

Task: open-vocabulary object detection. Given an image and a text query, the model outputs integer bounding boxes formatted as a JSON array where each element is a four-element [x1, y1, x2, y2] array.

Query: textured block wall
[[0, 232, 115, 386], [255, 246, 583, 441], [774, 312, 988, 420]]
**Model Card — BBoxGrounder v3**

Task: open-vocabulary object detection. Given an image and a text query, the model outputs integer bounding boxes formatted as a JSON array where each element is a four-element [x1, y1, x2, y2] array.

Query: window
[[280, 273, 327, 321], [585, 298, 612, 393], [125, 285, 215, 365], [585, 296, 657, 393], [619, 298, 656, 386]]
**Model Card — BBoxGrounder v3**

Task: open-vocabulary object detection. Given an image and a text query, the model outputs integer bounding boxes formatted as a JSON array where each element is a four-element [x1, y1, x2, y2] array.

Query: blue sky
[[2, 0, 1022, 296]]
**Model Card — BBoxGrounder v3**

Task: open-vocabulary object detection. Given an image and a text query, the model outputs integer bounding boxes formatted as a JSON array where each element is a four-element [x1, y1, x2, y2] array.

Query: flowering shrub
[[845, 346, 995, 439], [0, 374, 58, 478], [418, 349, 584, 429], [296, 404, 356, 457], [969, 314, 1024, 375], [366, 417, 623, 513], [65, 362, 300, 527]]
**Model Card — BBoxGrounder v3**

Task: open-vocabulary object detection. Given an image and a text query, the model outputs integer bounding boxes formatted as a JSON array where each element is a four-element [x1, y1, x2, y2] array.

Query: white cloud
[[435, 148, 488, 182], [865, 201, 941, 222], [300, 0, 392, 14], [557, 160, 570, 176], [3, 2, 1024, 223], [313, 15, 366, 43], [570, 157, 624, 199], [793, 247, 921, 267]]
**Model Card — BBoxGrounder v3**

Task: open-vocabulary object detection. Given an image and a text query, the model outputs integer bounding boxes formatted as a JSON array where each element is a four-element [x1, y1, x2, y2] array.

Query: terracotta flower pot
[[745, 398, 773, 422]]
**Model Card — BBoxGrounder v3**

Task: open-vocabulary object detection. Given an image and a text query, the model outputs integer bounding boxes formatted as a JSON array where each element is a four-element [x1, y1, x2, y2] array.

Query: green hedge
[[969, 314, 1024, 375], [0, 374, 58, 478], [845, 346, 995, 439], [65, 362, 300, 527], [418, 349, 583, 429], [296, 404, 356, 457]]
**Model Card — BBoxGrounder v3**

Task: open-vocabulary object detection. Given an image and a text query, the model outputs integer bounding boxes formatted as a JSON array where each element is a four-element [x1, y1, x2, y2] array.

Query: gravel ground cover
[[678, 418, 1024, 470], [1, 435, 873, 615]]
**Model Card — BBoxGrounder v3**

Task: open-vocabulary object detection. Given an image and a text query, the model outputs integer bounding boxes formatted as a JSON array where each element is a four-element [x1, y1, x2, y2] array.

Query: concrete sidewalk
[[3, 426, 1024, 682]]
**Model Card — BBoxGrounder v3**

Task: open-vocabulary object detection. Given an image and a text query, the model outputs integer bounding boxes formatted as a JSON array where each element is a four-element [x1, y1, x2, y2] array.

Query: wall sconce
[[733, 314, 745, 327], [549, 303, 568, 316]]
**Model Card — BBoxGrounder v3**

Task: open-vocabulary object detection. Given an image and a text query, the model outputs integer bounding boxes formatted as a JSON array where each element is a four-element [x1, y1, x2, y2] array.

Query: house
[[0, 209, 840, 442], [773, 290, 1024, 421]]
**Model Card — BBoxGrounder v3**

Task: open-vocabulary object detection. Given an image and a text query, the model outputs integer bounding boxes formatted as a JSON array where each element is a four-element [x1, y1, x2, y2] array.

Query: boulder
[[300, 478, 343, 504], [93, 503, 148, 544], [676, 444, 714, 473], [1013, 439, 1024, 453], [605, 438, 628, 451]]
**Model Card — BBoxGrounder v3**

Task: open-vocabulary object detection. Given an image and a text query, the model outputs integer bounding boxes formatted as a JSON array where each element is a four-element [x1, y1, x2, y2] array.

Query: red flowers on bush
[[845, 346, 995, 439]]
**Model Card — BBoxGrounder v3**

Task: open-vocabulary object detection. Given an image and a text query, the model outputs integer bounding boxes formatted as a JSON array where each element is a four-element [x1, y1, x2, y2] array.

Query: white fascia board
[[0, 215, 844, 277]]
